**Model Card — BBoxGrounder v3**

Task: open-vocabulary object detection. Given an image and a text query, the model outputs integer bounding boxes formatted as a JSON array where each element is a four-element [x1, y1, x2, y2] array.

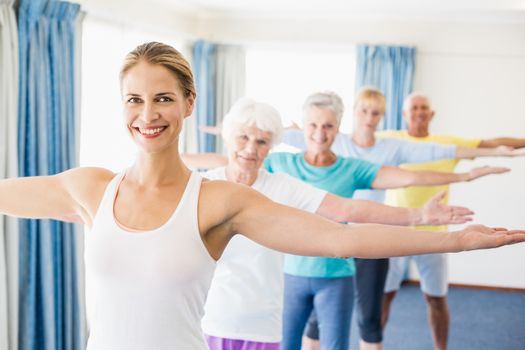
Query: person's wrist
[[447, 230, 465, 252], [408, 208, 423, 226]]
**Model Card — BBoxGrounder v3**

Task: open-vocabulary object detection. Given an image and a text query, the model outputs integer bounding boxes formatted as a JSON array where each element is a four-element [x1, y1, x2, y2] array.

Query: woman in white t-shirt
[[1, 42, 524, 350], [196, 98, 482, 350]]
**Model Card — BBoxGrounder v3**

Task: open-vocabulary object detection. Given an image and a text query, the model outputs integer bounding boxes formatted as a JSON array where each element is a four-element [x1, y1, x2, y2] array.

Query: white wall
[[413, 40, 525, 289], [75, 2, 525, 287], [196, 16, 525, 288], [76, 0, 198, 40]]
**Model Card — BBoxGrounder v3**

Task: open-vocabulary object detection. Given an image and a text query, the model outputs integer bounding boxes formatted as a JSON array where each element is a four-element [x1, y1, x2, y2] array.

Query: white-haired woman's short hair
[[221, 98, 284, 146], [302, 91, 344, 124]]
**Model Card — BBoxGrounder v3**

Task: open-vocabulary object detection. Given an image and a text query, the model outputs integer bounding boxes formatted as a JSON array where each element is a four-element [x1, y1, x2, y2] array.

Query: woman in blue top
[[265, 91, 513, 350], [281, 88, 520, 350]]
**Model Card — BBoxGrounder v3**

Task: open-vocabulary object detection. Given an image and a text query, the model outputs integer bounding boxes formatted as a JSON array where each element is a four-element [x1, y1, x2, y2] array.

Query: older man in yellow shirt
[[378, 93, 525, 350]]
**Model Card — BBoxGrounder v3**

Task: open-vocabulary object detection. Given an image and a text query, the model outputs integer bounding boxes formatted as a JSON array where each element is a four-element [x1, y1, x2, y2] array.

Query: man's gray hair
[[403, 92, 433, 112]]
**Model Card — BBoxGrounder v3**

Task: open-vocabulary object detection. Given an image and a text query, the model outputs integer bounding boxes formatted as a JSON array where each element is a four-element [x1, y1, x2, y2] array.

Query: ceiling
[[152, 0, 525, 21]]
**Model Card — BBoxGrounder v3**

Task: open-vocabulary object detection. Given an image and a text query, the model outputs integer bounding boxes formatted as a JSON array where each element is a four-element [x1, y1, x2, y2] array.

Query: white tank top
[[84, 171, 215, 350]]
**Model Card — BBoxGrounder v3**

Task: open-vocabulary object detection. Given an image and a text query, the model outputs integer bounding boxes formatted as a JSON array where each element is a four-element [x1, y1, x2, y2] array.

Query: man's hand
[[511, 148, 525, 156], [467, 166, 510, 181]]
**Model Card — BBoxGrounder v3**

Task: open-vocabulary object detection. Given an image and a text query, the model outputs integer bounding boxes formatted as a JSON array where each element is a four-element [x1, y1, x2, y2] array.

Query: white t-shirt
[[201, 167, 326, 342]]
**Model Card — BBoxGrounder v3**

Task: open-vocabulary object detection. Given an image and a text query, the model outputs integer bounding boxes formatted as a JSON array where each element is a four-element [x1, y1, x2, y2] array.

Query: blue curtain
[[355, 45, 416, 130], [17, 1, 83, 349], [192, 40, 217, 152]]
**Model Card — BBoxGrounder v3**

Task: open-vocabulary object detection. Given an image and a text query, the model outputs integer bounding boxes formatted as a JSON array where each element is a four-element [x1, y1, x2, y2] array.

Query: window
[[246, 46, 356, 134]]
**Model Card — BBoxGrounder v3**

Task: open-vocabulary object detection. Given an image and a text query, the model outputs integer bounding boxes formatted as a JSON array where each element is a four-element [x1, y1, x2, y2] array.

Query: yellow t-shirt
[[377, 130, 481, 231]]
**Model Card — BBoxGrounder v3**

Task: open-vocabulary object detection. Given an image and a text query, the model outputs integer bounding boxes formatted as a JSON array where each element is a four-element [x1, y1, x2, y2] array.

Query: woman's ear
[[185, 93, 196, 118]]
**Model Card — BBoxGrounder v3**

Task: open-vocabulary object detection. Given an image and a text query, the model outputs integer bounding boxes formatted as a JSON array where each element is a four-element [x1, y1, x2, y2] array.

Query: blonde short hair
[[354, 86, 386, 114]]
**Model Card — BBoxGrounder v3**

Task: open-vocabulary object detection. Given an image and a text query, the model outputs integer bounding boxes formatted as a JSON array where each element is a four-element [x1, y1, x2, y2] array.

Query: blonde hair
[[354, 87, 386, 114], [120, 42, 196, 98]]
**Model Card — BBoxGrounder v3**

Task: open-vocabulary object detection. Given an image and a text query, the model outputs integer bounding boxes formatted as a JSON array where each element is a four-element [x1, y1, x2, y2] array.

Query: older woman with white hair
[[183, 97, 506, 350]]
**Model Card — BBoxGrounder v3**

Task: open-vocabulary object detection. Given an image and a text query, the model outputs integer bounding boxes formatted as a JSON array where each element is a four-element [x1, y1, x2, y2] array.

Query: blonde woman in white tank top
[[1, 42, 524, 350]]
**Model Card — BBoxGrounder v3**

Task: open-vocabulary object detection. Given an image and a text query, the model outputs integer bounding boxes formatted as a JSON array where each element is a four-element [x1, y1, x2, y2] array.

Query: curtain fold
[[192, 40, 217, 153], [355, 45, 416, 130], [73, 10, 87, 346], [215, 45, 246, 153], [192, 40, 246, 153], [0, 1, 19, 349], [17, 1, 84, 349]]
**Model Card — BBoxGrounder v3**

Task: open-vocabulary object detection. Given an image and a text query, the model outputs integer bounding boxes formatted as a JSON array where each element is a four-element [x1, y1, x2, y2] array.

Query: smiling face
[[403, 95, 434, 137], [121, 61, 195, 154], [226, 123, 273, 172], [303, 106, 340, 154]]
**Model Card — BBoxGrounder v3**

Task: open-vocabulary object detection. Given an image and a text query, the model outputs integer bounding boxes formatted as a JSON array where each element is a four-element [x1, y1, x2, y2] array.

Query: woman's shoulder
[[337, 155, 380, 171], [263, 151, 301, 171], [200, 177, 271, 207], [266, 151, 299, 160], [52, 167, 118, 226], [61, 167, 116, 186], [59, 167, 118, 203]]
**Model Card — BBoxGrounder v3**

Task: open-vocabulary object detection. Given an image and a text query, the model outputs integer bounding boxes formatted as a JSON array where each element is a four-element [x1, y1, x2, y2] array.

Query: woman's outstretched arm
[[456, 146, 525, 158], [316, 191, 473, 226], [202, 182, 525, 260], [0, 167, 113, 227], [370, 165, 510, 189]]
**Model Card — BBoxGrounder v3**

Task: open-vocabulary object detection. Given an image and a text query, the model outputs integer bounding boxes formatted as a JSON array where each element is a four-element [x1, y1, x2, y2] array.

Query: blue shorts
[[384, 253, 448, 297]]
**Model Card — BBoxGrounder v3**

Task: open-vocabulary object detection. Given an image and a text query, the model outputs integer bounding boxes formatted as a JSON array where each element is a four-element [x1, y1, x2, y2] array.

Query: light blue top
[[264, 152, 381, 278], [282, 130, 456, 202]]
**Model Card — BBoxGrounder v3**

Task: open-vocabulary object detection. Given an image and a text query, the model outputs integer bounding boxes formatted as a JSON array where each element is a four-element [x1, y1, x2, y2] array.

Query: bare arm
[[456, 146, 525, 158], [182, 153, 228, 169], [198, 124, 222, 135], [478, 137, 525, 149], [224, 186, 525, 259], [371, 165, 510, 189], [285, 121, 301, 130], [315, 191, 473, 226], [0, 167, 113, 226]]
